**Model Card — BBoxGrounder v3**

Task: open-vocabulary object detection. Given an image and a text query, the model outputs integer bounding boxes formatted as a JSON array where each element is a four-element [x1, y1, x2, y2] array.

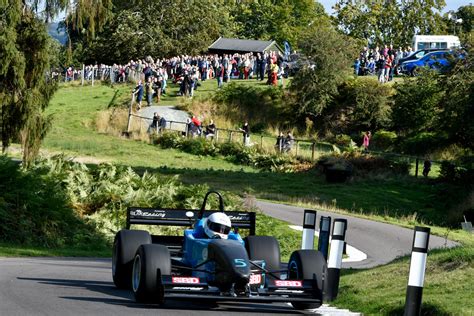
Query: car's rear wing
[[126, 207, 256, 235]]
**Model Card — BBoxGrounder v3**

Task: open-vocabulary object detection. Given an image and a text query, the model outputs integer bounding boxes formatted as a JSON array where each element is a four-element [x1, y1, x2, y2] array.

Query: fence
[[50, 64, 142, 85]]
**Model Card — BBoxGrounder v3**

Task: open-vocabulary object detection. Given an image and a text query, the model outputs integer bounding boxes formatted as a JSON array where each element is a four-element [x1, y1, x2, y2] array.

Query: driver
[[204, 212, 231, 239]]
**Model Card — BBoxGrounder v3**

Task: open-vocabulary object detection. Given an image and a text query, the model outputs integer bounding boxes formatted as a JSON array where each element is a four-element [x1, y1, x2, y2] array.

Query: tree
[[78, 0, 236, 62], [392, 71, 444, 136], [232, 0, 326, 48], [289, 22, 358, 128], [0, 6, 55, 166], [333, 0, 447, 47], [438, 44, 474, 149], [1, 0, 112, 166], [321, 77, 393, 135]]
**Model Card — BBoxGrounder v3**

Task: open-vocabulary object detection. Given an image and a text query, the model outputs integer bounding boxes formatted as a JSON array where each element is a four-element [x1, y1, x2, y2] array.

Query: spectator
[[153, 77, 162, 103], [158, 115, 167, 133], [275, 132, 284, 152], [216, 63, 224, 89], [145, 77, 153, 106], [147, 112, 159, 133], [240, 121, 250, 146], [423, 158, 432, 177], [362, 131, 371, 152], [282, 131, 295, 152], [133, 80, 144, 110], [204, 119, 216, 139], [354, 58, 360, 76]]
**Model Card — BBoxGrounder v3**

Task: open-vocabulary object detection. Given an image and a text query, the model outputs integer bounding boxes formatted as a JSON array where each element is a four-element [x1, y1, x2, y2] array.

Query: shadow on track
[[17, 277, 306, 314]]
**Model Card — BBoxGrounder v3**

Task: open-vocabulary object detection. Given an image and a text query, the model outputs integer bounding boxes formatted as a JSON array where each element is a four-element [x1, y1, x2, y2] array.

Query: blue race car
[[400, 50, 456, 76], [112, 191, 326, 310]]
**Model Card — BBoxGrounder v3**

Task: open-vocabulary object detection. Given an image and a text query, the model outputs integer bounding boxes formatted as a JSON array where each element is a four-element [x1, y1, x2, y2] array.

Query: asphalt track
[[0, 257, 323, 316], [256, 200, 459, 269], [0, 201, 459, 315]]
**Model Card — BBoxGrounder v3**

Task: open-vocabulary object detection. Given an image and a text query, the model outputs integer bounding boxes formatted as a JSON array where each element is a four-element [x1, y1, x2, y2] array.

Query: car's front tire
[[244, 236, 281, 278], [288, 250, 326, 310], [132, 244, 171, 304], [112, 229, 151, 289]]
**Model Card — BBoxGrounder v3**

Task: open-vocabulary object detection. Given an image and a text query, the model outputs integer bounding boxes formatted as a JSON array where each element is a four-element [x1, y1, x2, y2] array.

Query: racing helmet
[[204, 212, 231, 239]]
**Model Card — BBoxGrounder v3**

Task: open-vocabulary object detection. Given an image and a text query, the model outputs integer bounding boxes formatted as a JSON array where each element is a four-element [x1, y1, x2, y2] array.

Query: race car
[[112, 191, 327, 310]]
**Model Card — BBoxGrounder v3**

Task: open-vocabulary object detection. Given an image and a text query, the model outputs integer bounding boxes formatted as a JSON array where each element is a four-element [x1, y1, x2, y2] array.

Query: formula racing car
[[112, 191, 327, 310]]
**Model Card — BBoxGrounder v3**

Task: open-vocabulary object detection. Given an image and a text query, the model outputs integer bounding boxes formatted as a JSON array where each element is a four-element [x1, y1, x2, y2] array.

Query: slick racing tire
[[132, 244, 171, 304], [244, 236, 281, 278], [112, 229, 151, 289], [287, 250, 326, 310]]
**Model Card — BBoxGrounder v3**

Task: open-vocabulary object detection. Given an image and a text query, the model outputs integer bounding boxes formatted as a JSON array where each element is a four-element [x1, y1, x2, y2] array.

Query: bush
[[180, 138, 217, 156], [371, 130, 397, 151], [0, 156, 107, 248], [399, 132, 449, 155], [318, 152, 410, 177], [154, 132, 182, 149], [335, 134, 352, 147]]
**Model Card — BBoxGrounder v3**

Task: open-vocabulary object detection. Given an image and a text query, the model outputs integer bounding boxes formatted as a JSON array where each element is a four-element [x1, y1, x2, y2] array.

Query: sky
[[318, 0, 472, 15]]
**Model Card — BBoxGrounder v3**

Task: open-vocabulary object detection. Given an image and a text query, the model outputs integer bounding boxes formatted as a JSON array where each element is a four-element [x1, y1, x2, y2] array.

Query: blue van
[[400, 51, 458, 76]]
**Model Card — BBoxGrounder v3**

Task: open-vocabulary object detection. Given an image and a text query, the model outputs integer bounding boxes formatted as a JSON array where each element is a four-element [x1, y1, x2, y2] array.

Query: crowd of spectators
[[52, 50, 288, 92], [354, 44, 415, 83]]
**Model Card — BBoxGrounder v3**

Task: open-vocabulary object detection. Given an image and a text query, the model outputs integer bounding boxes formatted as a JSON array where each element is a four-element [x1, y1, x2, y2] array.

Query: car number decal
[[234, 258, 247, 267]]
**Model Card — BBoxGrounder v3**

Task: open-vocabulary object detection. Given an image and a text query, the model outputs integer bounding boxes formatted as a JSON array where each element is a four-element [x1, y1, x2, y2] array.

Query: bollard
[[301, 210, 317, 250], [324, 218, 347, 301], [317, 216, 331, 260], [404, 226, 430, 316]]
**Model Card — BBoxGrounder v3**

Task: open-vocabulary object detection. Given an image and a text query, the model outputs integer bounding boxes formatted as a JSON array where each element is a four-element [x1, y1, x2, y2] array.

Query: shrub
[[154, 132, 182, 149], [371, 130, 397, 151], [399, 132, 449, 155], [335, 134, 352, 147], [180, 138, 217, 156]]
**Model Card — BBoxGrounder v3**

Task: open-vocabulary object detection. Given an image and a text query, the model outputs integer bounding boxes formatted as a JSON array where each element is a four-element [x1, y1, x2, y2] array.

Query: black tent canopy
[[208, 37, 284, 55]]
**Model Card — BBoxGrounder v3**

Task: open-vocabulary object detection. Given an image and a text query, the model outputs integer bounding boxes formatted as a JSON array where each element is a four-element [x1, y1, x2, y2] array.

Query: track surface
[[0, 201, 459, 315], [256, 200, 459, 269], [0, 257, 312, 316]]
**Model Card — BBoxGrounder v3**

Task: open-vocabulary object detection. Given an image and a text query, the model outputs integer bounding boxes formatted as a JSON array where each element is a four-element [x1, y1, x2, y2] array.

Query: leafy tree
[[0, 4, 54, 166], [333, 0, 447, 47], [438, 44, 474, 149], [321, 77, 393, 135], [80, 0, 236, 62], [391, 71, 444, 136], [232, 0, 326, 47], [289, 22, 358, 128]]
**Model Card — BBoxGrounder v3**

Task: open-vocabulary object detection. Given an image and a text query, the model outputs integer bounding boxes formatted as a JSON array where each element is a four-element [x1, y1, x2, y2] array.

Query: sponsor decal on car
[[130, 209, 166, 218], [172, 277, 200, 284], [274, 280, 302, 287], [249, 274, 262, 285]]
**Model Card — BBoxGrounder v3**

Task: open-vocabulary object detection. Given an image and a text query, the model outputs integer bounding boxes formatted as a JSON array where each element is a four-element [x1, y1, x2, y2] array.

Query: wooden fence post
[[81, 64, 85, 86]]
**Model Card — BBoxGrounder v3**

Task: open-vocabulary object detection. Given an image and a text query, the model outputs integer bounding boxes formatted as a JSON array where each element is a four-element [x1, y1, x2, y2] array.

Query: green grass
[[36, 83, 464, 227], [335, 240, 474, 315], [0, 243, 111, 257]]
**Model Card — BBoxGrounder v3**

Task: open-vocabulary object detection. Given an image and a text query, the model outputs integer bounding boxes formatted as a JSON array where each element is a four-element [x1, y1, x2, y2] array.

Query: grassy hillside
[[5, 81, 473, 314]]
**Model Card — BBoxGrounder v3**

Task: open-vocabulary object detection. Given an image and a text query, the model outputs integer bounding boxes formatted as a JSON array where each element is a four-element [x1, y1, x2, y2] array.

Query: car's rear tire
[[112, 229, 151, 289], [244, 236, 281, 278], [132, 244, 171, 304], [288, 250, 326, 310]]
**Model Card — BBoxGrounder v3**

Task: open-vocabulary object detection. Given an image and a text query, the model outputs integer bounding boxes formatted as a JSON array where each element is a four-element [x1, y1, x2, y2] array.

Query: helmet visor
[[208, 221, 231, 235]]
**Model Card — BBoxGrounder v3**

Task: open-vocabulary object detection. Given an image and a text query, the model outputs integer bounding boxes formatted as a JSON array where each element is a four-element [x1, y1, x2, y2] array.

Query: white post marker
[[324, 218, 347, 301], [301, 209, 317, 250], [404, 226, 430, 316]]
